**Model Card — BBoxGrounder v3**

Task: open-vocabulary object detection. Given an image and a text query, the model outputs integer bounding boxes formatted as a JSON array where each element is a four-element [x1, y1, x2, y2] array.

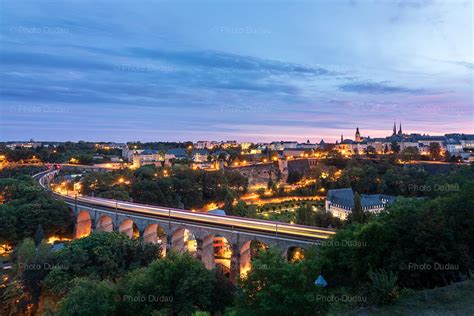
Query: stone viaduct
[[72, 202, 315, 282], [38, 168, 330, 283]]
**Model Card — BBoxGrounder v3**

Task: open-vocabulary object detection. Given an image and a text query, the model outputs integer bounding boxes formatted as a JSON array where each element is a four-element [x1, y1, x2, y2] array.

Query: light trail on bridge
[[36, 170, 336, 242]]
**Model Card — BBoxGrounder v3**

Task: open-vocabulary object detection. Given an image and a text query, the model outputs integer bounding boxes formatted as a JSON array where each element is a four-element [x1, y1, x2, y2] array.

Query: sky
[[0, 0, 473, 143]]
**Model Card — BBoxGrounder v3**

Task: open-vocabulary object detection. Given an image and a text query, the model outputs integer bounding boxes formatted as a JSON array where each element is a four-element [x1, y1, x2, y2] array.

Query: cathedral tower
[[355, 127, 361, 143]]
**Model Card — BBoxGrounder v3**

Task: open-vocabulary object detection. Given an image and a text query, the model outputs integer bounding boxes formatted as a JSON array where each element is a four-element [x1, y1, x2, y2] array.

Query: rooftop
[[327, 188, 396, 210]]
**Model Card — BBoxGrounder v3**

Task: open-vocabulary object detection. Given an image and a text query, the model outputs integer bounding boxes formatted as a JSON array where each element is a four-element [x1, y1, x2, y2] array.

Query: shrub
[[367, 269, 399, 305]]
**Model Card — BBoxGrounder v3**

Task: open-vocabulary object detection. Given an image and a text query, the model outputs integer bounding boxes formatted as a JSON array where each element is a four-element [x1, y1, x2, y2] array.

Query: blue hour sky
[[0, 0, 473, 142]]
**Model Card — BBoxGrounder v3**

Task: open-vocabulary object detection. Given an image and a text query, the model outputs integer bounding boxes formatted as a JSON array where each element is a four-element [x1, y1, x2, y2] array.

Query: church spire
[[398, 122, 402, 135], [355, 126, 361, 143], [393, 121, 397, 136], [341, 134, 343, 143]]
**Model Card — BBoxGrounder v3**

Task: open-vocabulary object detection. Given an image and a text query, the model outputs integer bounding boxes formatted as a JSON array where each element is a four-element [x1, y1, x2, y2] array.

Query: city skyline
[[1, 0, 473, 142]]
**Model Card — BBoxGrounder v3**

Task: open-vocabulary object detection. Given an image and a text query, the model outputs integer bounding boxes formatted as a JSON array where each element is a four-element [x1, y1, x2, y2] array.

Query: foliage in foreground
[[0, 175, 74, 245], [43, 232, 161, 296], [50, 251, 233, 316], [318, 170, 474, 290], [233, 248, 329, 316]]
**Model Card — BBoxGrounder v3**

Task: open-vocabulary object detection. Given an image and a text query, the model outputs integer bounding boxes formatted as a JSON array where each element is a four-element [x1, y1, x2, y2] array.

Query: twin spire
[[346, 122, 403, 143], [393, 121, 402, 136]]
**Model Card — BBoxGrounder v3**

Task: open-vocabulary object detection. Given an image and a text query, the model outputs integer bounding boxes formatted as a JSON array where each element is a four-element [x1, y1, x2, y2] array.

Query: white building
[[325, 188, 396, 220], [191, 149, 209, 162], [195, 141, 215, 150], [131, 149, 162, 168]]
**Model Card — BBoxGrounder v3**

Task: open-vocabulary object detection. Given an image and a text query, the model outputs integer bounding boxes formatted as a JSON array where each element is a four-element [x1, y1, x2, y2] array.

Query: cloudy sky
[[1, 0, 473, 142]]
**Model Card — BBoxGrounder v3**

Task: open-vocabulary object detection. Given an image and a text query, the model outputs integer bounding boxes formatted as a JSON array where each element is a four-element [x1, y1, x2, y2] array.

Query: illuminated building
[[191, 149, 209, 162], [325, 188, 396, 220]]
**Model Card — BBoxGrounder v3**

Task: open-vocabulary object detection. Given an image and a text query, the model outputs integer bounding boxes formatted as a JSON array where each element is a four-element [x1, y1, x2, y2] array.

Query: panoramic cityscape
[[1, 1, 473, 315]]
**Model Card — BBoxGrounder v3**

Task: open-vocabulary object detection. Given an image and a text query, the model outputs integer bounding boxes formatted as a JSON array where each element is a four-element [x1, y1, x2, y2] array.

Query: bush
[[367, 269, 398, 305]]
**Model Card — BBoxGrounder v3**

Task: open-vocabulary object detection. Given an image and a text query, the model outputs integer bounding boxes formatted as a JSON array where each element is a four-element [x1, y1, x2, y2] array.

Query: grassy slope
[[336, 280, 474, 316]]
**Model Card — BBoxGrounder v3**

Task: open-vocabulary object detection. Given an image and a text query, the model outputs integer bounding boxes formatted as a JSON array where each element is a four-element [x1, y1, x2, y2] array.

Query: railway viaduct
[[39, 168, 334, 282]]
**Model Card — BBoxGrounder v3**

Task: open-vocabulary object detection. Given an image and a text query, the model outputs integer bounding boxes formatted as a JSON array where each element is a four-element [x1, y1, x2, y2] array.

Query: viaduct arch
[[72, 207, 315, 283]]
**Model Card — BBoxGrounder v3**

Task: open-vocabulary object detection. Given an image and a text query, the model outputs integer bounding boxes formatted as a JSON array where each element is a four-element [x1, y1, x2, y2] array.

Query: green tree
[[34, 224, 44, 247], [444, 150, 452, 162], [131, 180, 166, 204], [0, 205, 18, 244], [11, 239, 54, 314], [296, 204, 314, 226], [399, 146, 420, 162], [390, 141, 400, 154], [349, 192, 366, 224], [318, 187, 474, 290], [0, 176, 74, 245], [429, 142, 442, 160], [234, 201, 249, 217], [366, 145, 376, 157], [234, 248, 329, 315], [118, 252, 216, 315], [55, 278, 118, 316], [223, 189, 234, 214], [15, 238, 37, 271], [77, 154, 94, 165], [210, 270, 236, 314], [313, 209, 343, 228], [43, 232, 161, 296]]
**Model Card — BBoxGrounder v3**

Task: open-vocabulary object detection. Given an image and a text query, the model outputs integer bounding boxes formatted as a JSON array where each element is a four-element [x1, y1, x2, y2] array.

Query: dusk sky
[[1, 0, 473, 142]]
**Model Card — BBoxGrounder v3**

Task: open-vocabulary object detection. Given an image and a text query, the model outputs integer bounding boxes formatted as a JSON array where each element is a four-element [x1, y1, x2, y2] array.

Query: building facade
[[325, 188, 396, 220]]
